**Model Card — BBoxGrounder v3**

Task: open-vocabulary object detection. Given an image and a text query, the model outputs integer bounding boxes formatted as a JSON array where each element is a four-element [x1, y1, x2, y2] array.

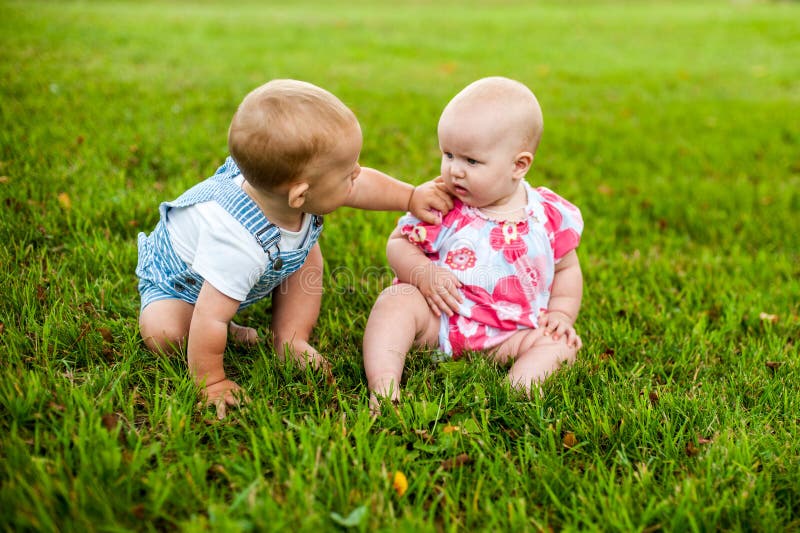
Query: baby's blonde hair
[[443, 76, 544, 153], [228, 79, 360, 189]]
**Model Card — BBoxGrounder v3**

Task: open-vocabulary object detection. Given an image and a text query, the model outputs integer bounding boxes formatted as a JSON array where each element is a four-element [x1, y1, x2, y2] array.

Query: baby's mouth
[[452, 184, 469, 196]]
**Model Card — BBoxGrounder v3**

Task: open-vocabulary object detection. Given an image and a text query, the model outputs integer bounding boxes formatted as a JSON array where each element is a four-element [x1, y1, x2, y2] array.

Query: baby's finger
[[426, 296, 442, 317], [433, 294, 454, 317]]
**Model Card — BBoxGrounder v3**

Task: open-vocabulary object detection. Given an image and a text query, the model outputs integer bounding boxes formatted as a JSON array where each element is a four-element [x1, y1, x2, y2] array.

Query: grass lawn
[[1, 0, 799, 530]]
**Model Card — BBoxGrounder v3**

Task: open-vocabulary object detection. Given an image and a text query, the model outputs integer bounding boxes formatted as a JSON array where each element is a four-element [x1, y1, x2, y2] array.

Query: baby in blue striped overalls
[[136, 79, 451, 418]]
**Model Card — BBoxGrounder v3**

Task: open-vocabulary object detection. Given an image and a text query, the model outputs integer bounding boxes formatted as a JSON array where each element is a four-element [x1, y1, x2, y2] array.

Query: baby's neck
[[242, 180, 304, 231], [477, 183, 528, 221]]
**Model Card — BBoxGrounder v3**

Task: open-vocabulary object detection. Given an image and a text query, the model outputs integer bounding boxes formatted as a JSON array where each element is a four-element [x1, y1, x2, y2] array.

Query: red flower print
[[448, 314, 487, 358], [489, 221, 529, 262], [460, 276, 535, 330], [445, 247, 477, 271], [513, 255, 547, 301]]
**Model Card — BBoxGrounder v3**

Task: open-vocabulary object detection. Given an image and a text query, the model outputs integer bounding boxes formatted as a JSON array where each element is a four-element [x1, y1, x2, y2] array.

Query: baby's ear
[[513, 151, 534, 177], [287, 182, 309, 209]]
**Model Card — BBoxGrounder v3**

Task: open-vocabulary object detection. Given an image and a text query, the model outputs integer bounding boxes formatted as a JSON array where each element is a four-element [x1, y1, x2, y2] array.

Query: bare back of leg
[[139, 298, 194, 355]]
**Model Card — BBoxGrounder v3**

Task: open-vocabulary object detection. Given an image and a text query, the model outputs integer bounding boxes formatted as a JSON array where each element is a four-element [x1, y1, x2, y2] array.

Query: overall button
[[273, 258, 284, 271], [314, 215, 324, 226], [173, 282, 185, 292], [185, 277, 196, 286]]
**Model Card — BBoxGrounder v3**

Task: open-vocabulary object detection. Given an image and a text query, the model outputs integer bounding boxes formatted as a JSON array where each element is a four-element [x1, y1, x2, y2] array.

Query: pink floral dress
[[398, 183, 583, 358]]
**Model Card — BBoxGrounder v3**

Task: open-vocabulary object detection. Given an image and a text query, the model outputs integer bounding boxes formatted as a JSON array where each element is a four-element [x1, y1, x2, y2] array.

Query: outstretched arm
[[344, 167, 452, 224], [386, 227, 462, 317]]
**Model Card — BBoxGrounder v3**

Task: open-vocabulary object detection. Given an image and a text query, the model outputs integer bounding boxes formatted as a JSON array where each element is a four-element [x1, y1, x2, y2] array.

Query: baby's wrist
[[406, 186, 416, 212]]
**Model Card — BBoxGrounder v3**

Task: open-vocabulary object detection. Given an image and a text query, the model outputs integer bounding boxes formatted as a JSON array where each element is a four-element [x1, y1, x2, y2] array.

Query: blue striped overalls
[[136, 157, 323, 311]]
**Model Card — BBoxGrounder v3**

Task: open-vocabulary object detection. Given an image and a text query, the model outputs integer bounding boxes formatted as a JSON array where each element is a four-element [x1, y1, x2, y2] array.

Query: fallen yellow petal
[[57, 192, 72, 210], [392, 471, 408, 497], [443, 424, 460, 434]]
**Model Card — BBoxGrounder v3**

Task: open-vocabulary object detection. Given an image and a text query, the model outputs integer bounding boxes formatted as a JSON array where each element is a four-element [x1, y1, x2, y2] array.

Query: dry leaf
[[99, 327, 113, 343], [597, 184, 613, 196], [765, 361, 783, 370], [101, 413, 120, 431], [0, 176, 9, 184], [685, 441, 700, 457], [441, 453, 471, 470], [392, 471, 408, 497], [443, 424, 460, 434], [57, 192, 72, 210], [648, 391, 659, 406], [759, 312, 778, 323], [562, 431, 578, 449]]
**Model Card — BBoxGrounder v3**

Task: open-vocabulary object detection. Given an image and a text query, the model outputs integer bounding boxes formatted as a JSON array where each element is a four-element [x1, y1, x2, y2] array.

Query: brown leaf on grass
[[766, 361, 783, 371], [0, 321, 4, 335], [562, 431, 578, 449], [101, 413, 120, 432], [441, 453, 471, 470], [685, 441, 700, 457], [648, 391, 659, 406], [443, 424, 460, 434], [414, 429, 433, 443], [98, 327, 114, 343], [600, 348, 615, 361], [686, 436, 712, 457], [597, 184, 613, 196], [57, 192, 72, 210], [759, 312, 779, 323], [206, 464, 228, 482], [130, 504, 146, 520], [0, 176, 9, 184]]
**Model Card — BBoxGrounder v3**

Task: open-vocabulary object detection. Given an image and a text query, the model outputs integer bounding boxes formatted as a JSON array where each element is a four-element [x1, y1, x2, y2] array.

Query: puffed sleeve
[[396, 201, 464, 256], [537, 187, 583, 261]]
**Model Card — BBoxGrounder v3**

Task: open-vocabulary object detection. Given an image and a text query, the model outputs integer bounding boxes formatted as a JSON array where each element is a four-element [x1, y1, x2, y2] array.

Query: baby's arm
[[187, 281, 248, 419], [345, 168, 452, 224], [387, 227, 462, 317], [539, 250, 583, 347]]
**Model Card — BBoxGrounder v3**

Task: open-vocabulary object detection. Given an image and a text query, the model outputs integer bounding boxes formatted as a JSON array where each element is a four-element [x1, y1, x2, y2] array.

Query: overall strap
[[163, 157, 281, 254]]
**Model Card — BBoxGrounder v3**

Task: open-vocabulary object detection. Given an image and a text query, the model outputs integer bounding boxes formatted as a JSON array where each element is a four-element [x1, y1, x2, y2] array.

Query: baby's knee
[[375, 283, 423, 305]]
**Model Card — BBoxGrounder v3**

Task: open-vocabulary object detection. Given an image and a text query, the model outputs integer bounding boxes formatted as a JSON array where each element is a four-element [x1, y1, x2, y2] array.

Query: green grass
[[2, 0, 799, 530]]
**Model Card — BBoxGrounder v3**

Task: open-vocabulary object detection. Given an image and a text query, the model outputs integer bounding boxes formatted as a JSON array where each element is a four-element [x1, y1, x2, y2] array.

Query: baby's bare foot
[[229, 322, 259, 346]]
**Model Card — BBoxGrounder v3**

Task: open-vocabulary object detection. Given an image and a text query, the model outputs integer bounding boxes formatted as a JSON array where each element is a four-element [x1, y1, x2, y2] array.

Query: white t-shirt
[[166, 175, 312, 301]]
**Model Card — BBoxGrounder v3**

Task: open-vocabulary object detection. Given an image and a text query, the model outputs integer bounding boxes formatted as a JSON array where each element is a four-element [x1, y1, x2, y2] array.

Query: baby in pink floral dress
[[363, 77, 584, 409]]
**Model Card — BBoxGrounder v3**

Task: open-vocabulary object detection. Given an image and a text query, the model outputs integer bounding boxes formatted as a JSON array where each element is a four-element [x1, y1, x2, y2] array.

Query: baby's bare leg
[[271, 244, 327, 370], [139, 298, 194, 354], [493, 328, 578, 395], [363, 283, 440, 407]]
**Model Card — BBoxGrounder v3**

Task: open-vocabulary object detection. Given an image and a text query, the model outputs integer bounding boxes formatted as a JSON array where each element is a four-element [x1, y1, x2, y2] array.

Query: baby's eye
[[467, 158, 478, 165], [444, 152, 454, 160]]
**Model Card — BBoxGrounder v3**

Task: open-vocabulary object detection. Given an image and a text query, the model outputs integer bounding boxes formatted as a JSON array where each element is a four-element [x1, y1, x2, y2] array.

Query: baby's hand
[[413, 262, 463, 317], [538, 310, 582, 349], [201, 379, 250, 420], [408, 180, 453, 224]]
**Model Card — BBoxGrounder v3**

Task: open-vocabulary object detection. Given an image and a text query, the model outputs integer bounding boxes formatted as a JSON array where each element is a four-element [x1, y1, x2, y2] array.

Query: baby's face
[[437, 109, 524, 210], [298, 127, 363, 215]]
